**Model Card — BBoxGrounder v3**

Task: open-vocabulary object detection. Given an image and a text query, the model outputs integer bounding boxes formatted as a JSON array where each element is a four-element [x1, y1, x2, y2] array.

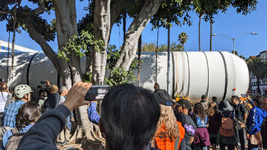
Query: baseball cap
[[201, 95, 206, 99], [177, 99, 192, 110], [154, 89, 172, 106], [49, 85, 58, 92]]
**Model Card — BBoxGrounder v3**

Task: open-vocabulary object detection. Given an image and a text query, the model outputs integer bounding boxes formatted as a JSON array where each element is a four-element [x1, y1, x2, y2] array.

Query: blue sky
[[0, 0, 266, 58]]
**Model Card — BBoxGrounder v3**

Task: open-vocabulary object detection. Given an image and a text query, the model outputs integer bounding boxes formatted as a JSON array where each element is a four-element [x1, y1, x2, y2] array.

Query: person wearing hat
[[42, 84, 60, 112], [152, 83, 185, 150], [3, 84, 32, 128], [176, 99, 197, 150]]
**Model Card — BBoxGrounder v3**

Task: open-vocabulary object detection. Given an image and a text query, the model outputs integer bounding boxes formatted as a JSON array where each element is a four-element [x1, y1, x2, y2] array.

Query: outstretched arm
[[18, 82, 91, 150]]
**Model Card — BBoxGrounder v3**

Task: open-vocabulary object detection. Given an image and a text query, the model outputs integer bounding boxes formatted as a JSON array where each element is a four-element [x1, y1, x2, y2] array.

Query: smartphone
[[241, 94, 247, 98], [84, 85, 111, 101], [40, 81, 47, 84]]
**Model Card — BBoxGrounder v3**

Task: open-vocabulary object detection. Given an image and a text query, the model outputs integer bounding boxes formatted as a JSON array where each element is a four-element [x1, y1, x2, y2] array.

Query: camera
[[40, 81, 47, 84], [84, 85, 111, 101]]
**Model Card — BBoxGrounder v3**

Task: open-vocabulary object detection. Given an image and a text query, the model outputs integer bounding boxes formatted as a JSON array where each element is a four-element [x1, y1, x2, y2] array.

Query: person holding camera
[[42, 80, 60, 112], [18, 82, 161, 150]]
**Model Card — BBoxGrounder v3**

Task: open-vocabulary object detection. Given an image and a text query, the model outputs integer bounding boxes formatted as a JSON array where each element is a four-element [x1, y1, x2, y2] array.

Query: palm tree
[[178, 32, 189, 51], [246, 57, 267, 94]]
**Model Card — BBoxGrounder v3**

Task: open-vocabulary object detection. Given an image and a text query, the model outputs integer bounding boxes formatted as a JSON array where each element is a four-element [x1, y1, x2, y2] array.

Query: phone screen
[[85, 85, 111, 101], [241, 94, 247, 98]]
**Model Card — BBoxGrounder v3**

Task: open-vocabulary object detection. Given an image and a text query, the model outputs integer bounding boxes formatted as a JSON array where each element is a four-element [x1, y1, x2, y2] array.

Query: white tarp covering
[[0, 40, 38, 53]]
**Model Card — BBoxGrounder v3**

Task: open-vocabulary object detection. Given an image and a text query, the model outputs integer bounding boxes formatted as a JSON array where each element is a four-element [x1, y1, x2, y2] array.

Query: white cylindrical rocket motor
[[0, 51, 249, 103], [139, 51, 249, 103]]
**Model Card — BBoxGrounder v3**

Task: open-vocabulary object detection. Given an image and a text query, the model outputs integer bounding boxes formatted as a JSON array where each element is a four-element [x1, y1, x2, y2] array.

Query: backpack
[[219, 112, 234, 137], [5, 128, 25, 150]]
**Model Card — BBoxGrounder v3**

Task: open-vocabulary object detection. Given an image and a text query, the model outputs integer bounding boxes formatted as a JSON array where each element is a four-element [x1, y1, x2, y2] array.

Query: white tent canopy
[[0, 40, 38, 53]]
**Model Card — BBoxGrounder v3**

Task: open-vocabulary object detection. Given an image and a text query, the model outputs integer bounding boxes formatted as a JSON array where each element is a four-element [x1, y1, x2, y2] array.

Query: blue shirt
[[87, 102, 100, 124], [1, 124, 34, 149], [3, 100, 25, 128]]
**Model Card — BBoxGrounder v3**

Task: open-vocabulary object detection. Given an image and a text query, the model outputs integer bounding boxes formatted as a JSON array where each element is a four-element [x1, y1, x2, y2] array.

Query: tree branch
[[114, 0, 163, 70], [32, 0, 46, 15], [0, 0, 22, 15], [25, 17, 60, 72]]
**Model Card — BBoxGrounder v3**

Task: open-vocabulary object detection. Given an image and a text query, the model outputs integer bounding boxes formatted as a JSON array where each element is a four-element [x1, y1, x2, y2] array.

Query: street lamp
[[212, 32, 257, 54]]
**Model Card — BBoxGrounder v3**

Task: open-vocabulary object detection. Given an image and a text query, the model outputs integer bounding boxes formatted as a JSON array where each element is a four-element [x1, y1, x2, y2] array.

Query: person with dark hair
[[212, 96, 218, 107], [217, 100, 237, 150], [1, 102, 39, 149], [200, 95, 208, 111], [18, 82, 161, 150], [38, 90, 48, 111], [176, 99, 197, 150], [3, 84, 32, 128], [207, 102, 219, 150], [231, 95, 247, 150], [192, 102, 210, 150]]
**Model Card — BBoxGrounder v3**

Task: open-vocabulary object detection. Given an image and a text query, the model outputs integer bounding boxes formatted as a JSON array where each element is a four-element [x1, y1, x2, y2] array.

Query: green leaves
[[104, 45, 140, 86], [58, 30, 103, 61]]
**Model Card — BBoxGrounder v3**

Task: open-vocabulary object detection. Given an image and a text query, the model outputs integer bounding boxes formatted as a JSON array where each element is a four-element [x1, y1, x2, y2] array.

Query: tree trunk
[[91, 0, 111, 85], [11, 0, 18, 78], [199, 14, 203, 51], [137, 35, 142, 82], [114, 0, 163, 71], [123, 10, 126, 41]]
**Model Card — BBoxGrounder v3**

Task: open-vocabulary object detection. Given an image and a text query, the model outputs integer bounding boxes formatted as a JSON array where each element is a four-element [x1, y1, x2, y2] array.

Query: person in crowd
[[207, 102, 220, 150], [38, 90, 48, 111], [212, 96, 219, 107], [217, 100, 237, 150], [43, 85, 60, 112], [18, 82, 161, 150], [0, 83, 10, 126], [200, 95, 208, 111], [88, 101, 100, 125], [4, 88, 15, 109], [57, 86, 73, 146], [261, 98, 267, 150], [3, 84, 32, 128], [59, 86, 68, 104], [192, 102, 210, 150], [176, 99, 197, 150], [1, 102, 39, 149], [231, 95, 247, 150], [246, 95, 267, 150], [152, 83, 185, 150]]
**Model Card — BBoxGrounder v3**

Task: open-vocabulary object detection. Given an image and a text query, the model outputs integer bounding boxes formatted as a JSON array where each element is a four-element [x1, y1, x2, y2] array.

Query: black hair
[[16, 102, 40, 131], [39, 90, 44, 96], [101, 84, 160, 150], [254, 95, 262, 107], [212, 96, 217, 101], [194, 102, 206, 120], [232, 95, 239, 101]]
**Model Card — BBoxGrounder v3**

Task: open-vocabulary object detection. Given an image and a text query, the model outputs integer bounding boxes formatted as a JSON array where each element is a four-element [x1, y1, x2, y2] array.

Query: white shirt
[[0, 92, 9, 113]]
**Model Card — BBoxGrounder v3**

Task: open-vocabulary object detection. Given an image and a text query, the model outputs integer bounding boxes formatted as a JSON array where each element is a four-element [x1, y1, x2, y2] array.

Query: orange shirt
[[155, 121, 185, 150]]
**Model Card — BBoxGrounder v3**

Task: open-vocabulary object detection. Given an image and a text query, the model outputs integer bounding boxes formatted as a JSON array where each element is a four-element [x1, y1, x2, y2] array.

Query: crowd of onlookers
[[0, 81, 267, 150], [0, 81, 72, 149]]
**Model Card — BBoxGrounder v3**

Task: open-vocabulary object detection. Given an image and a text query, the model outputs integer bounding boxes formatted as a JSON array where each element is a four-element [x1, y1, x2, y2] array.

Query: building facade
[[250, 50, 267, 96]]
